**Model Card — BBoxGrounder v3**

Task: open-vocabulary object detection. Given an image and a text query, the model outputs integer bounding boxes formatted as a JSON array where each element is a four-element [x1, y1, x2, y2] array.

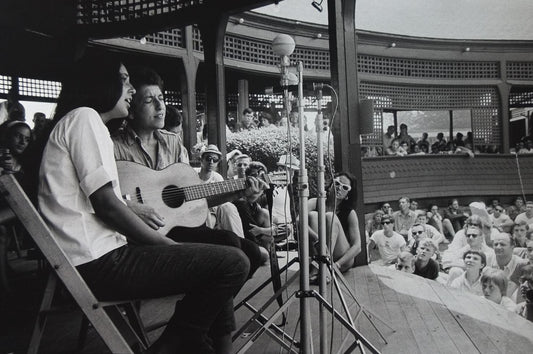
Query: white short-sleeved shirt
[[38, 107, 127, 266], [370, 230, 406, 265], [449, 272, 483, 296]]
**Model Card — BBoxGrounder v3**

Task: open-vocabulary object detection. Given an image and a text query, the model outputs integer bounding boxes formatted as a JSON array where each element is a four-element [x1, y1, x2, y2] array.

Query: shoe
[[275, 240, 298, 251]]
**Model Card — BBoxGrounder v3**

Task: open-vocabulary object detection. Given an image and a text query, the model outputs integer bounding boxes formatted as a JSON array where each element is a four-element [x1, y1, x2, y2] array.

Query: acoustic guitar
[[116, 160, 288, 235]]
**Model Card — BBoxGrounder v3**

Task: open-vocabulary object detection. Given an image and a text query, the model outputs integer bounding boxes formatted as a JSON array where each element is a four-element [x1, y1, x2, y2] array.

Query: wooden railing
[[361, 153, 533, 206]]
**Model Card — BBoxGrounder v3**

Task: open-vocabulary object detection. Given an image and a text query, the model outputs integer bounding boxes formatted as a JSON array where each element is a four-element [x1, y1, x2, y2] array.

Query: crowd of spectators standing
[[366, 195, 533, 321]]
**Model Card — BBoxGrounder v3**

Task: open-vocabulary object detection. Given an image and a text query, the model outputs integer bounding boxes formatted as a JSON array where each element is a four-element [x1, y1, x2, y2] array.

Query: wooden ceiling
[[0, 0, 280, 79]]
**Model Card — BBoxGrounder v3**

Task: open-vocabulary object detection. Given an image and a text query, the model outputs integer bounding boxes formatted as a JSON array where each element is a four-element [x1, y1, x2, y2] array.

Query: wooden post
[[179, 25, 199, 153], [199, 14, 229, 176], [237, 79, 249, 129], [499, 83, 511, 153], [327, 0, 367, 266]]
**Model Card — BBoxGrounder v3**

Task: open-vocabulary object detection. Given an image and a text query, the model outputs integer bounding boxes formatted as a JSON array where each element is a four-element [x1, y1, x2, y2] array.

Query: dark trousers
[[77, 243, 249, 353], [167, 225, 263, 279]]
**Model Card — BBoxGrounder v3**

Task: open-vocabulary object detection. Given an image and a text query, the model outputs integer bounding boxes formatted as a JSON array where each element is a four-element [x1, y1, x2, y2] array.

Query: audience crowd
[[367, 196, 533, 321]]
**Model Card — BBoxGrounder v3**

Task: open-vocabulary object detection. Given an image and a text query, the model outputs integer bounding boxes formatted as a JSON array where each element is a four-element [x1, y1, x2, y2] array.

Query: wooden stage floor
[[3, 252, 533, 353]]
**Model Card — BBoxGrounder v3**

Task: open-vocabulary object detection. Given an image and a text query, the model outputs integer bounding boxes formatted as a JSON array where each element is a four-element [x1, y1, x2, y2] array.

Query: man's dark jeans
[[77, 243, 249, 352]]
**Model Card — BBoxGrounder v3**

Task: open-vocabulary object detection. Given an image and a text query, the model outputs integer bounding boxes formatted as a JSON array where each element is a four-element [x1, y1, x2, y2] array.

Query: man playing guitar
[[112, 66, 266, 283]]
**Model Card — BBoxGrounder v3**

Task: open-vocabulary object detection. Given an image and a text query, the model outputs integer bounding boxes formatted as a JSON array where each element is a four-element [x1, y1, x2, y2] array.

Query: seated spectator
[[233, 162, 273, 263], [464, 131, 473, 148], [163, 105, 183, 137], [307, 172, 362, 274], [383, 125, 396, 152], [237, 107, 257, 131], [512, 221, 530, 249], [449, 250, 486, 296], [395, 251, 415, 273], [427, 204, 456, 239], [487, 197, 500, 214], [385, 138, 408, 156], [410, 144, 425, 155], [443, 198, 469, 234], [490, 205, 514, 233], [400, 141, 410, 154], [409, 200, 419, 213], [233, 154, 251, 179], [442, 225, 496, 274], [393, 196, 417, 241], [381, 202, 393, 217], [431, 132, 447, 153], [507, 196, 526, 221], [407, 223, 427, 254], [481, 268, 516, 311], [489, 233, 528, 296], [417, 132, 430, 153], [0, 121, 32, 174], [259, 112, 276, 129], [413, 211, 445, 245], [447, 214, 499, 254], [271, 153, 299, 246], [414, 238, 440, 280], [196, 145, 245, 239], [366, 210, 384, 240], [369, 215, 406, 265], [226, 149, 242, 179], [453, 132, 465, 147], [515, 264, 533, 321], [515, 200, 533, 229], [398, 123, 416, 149], [511, 239, 533, 304]]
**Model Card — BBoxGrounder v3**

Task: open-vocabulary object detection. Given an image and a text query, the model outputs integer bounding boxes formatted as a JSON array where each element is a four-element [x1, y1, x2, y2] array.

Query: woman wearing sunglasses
[[308, 172, 362, 282]]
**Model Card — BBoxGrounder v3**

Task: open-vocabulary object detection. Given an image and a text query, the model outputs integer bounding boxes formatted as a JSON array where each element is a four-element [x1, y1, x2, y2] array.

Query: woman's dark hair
[[329, 171, 357, 211], [53, 57, 125, 124], [0, 121, 32, 150]]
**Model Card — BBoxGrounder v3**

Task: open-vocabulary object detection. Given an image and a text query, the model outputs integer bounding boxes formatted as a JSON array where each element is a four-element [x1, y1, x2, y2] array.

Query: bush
[[227, 128, 335, 197]]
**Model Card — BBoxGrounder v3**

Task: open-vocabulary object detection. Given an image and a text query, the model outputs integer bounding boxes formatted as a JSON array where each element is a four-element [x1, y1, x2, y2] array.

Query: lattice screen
[[358, 55, 499, 79], [361, 108, 383, 147], [472, 108, 501, 146], [144, 28, 184, 48], [19, 78, 62, 99], [360, 82, 501, 146], [507, 62, 533, 80], [164, 90, 181, 107], [510, 88, 533, 107], [0, 76, 11, 95], [76, 0, 202, 24]]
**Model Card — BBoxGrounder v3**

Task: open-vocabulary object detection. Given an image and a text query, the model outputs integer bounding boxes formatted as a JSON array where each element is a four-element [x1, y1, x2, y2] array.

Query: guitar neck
[[182, 178, 248, 201]]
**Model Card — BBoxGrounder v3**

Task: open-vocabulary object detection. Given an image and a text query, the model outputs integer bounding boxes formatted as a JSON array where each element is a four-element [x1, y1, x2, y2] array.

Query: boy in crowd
[[369, 215, 406, 265], [414, 238, 440, 280], [395, 251, 415, 273]]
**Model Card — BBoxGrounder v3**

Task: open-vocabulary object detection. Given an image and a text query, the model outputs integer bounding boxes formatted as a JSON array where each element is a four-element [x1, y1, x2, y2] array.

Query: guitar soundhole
[[162, 185, 184, 208]]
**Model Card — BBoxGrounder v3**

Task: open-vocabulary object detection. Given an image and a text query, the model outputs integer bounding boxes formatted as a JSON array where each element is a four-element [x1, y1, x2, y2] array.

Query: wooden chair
[[0, 174, 151, 354]]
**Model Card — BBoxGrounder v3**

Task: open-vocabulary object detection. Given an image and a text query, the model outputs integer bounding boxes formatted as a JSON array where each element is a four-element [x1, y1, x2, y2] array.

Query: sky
[[254, 0, 533, 40]]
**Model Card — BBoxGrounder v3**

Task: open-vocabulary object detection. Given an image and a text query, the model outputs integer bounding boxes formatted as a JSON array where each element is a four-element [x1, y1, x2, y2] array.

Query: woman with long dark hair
[[307, 171, 362, 278], [38, 57, 251, 353]]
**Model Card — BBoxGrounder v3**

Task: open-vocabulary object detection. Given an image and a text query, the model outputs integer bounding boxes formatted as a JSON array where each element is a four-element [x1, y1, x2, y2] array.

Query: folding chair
[[0, 174, 153, 354]]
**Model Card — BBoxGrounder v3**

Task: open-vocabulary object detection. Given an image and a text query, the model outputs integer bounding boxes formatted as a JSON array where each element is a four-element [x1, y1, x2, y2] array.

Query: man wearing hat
[[196, 144, 245, 238]]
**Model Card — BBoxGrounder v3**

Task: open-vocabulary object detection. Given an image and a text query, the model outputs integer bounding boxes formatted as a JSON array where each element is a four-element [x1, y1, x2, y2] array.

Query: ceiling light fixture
[[311, 0, 323, 13]]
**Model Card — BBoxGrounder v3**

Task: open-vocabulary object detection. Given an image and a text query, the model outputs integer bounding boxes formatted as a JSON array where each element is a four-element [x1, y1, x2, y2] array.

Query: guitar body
[[116, 161, 208, 235]]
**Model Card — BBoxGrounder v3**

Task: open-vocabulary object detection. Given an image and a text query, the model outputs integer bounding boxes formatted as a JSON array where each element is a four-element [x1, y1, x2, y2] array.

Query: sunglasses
[[466, 233, 479, 238], [237, 163, 249, 167], [203, 156, 220, 163], [334, 179, 351, 192], [495, 208, 504, 212], [382, 221, 392, 225], [412, 230, 424, 236]]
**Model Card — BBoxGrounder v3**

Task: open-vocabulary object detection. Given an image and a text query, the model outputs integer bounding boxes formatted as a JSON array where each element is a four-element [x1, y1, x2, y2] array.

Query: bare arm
[[90, 183, 175, 246]]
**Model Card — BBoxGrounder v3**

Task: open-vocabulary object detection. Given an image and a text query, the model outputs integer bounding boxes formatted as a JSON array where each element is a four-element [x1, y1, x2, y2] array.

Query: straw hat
[[201, 144, 222, 158]]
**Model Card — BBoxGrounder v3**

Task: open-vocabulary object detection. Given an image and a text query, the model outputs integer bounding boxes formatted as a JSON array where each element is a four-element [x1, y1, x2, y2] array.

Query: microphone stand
[[234, 60, 381, 354]]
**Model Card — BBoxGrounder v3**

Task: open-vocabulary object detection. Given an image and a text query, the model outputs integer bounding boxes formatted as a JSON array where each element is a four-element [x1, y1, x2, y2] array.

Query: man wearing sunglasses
[[442, 226, 495, 276], [368, 215, 406, 265], [514, 264, 533, 321], [196, 145, 245, 239], [490, 206, 514, 233]]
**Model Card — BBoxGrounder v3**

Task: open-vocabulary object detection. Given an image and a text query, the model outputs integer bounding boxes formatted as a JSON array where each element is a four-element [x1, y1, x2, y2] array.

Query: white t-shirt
[[515, 212, 533, 229], [370, 230, 406, 265], [449, 272, 483, 296], [38, 107, 127, 266]]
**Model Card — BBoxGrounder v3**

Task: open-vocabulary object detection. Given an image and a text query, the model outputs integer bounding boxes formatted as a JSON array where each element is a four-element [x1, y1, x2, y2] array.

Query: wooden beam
[[199, 14, 229, 176], [328, 0, 367, 266]]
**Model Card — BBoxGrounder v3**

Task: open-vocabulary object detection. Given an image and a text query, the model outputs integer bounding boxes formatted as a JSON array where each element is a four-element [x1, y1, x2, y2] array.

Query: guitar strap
[[264, 187, 287, 326]]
